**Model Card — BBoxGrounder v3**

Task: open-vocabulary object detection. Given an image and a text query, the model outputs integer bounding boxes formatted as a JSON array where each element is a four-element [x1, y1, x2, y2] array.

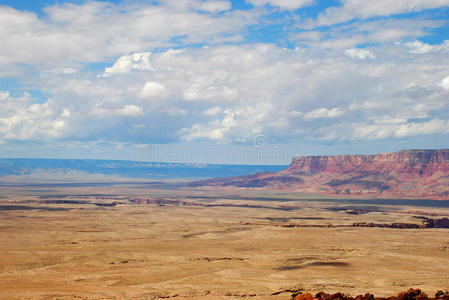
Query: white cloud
[[345, 48, 376, 59], [349, 117, 449, 140], [182, 103, 272, 142], [349, 100, 392, 111], [182, 108, 238, 141], [0, 2, 258, 68], [157, 0, 231, 12], [404, 39, 449, 55], [441, 76, 449, 90], [51, 79, 125, 104], [0, 92, 70, 141], [0, 91, 32, 119], [140, 81, 169, 100], [183, 123, 226, 140], [246, 0, 315, 10], [0, 91, 29, 101], [316, 0, 449, 27], [89, 105, 143, 116], [197, 1, 231, 12], [29, 41, 448, 144], [294, 19, 440, 49], [120, 105, 144, 116], [395, 119, 449, 137], [404, 40, 435, 54], [2, 39, 449, 146], [287, 110, 303, 117], [183, 85, 238, 102], [304, 108, 345, 120], [61, 108, 71, 118], [40, 67, 78, 77], [103, 53, 155, 77], [165, 107, 187, 116], [1, 0, 449, 153], [202, 106, 223, 116], [353, 123, 397, 140], [373, 116, 408, 125], [437, 40, 449, 52], [132, 123, 147, 128]]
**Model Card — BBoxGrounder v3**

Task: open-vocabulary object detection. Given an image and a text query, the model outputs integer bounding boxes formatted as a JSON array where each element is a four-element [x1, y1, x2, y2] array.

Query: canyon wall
[[284, 150, 449, 176], [191, 150, 449, 200]]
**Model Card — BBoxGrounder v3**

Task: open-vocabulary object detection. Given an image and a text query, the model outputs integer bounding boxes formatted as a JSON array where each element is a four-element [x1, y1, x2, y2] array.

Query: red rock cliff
[[191, 149, 449, 200], [284, 149, 449, 177]]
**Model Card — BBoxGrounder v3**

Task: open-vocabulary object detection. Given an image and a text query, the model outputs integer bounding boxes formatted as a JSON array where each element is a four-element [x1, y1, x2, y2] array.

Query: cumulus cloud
[[10, 39, 446, 145], [1, 0, 449, 150], [103, 53, 155, 77], [140, 81, 169, 100], [183, 123, 226, 140], [182, 109, 237, 141], [182, 103, 272, 142], [0, 92, 70, 142], [2, 38, 449, 146], [395, 119, 449, 137], [345, 48, 376, 59], [404, 40, 449, 55], [0, 91, 31, 118], [246, 0, 315, 10], [0, 2, 258, 68], [404, 40, 435, 54], [1, 0, 449, 159]]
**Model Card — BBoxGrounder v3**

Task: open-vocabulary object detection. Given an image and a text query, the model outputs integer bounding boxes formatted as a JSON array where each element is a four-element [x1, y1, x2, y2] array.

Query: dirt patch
[[277, 261, 350, 271]]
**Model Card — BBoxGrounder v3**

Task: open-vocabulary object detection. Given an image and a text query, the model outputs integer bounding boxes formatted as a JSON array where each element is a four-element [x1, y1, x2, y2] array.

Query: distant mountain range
[[0, 158, 287, 180], [191, 149, 449, 200]]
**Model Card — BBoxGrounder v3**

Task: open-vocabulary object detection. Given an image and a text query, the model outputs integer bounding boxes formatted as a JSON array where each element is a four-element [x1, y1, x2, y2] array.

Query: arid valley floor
[[1, 181, 449, 299]]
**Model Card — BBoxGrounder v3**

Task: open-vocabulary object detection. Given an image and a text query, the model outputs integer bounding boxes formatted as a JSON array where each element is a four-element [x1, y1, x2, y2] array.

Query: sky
[[0, 0, 448, 164]]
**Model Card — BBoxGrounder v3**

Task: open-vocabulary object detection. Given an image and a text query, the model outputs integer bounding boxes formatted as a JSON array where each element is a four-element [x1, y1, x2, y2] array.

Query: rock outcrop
[[241, 217, 449, 229], [292, 288, 449, 300], [285, 149, 449, 176], [190, 150, 449, 200]]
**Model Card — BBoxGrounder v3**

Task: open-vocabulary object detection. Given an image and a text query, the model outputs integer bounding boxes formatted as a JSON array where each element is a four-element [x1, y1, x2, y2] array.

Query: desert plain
[[0, 181, 449, 300]]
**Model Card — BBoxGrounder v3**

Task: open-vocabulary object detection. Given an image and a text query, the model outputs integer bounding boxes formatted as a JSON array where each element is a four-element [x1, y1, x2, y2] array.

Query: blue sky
[[0, 0, 449, 164]]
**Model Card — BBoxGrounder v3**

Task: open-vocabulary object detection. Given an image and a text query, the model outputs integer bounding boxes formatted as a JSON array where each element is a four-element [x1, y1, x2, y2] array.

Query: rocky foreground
[[292, 289, 449, 300], [191, 149, 449, 200]]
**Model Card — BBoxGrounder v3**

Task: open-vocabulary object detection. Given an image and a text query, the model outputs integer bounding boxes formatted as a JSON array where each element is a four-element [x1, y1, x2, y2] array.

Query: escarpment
[[190, 150, 449, 200]]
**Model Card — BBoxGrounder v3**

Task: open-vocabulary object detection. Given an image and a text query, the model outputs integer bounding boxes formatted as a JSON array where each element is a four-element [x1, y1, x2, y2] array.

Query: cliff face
[[284, 150, 449, 176], [191, 150, 449, 200]]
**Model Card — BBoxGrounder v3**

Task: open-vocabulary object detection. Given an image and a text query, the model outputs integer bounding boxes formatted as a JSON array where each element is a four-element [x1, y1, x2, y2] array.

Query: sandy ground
[[0, 183, 449, 299]]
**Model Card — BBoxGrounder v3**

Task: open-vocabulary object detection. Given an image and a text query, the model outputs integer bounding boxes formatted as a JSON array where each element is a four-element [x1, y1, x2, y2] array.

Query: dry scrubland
[[0, 182, 449, 299]]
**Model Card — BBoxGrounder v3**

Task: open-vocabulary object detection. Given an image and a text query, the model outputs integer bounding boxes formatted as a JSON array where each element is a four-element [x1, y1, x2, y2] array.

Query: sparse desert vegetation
[[1, 181, 448, 299]]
